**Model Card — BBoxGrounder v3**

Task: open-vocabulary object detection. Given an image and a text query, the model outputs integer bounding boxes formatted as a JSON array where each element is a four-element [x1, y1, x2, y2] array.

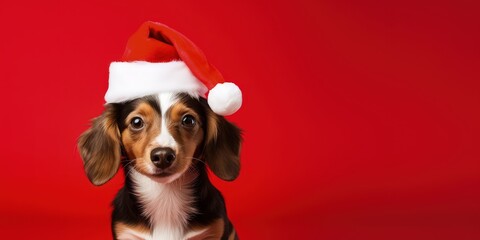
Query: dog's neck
[[130, 168, 198, 239]]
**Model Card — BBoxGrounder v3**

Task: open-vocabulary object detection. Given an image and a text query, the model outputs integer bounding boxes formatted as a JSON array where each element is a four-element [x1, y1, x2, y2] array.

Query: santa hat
[[104, 21, 242, 116]]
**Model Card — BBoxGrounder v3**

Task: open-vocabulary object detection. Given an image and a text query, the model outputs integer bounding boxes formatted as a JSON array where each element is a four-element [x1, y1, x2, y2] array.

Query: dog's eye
[[130, 117, 145, 130], [181, 115, 196, 128]]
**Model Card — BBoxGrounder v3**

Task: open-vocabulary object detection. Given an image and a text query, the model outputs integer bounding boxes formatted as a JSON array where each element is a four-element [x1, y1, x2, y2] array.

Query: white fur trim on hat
[[208, 82, 242, 116], [105, 61, 209, 103]]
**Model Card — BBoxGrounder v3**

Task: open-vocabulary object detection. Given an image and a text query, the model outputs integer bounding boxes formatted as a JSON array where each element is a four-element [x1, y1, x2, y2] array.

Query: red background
[[1, 0, 479, 239]]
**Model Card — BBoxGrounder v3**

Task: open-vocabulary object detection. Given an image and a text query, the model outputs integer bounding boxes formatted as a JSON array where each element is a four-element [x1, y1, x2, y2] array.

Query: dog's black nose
[[150, 147, 176, 169]]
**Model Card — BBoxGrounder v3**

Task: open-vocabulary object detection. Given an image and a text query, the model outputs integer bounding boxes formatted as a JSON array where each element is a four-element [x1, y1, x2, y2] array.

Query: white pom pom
[[208, 82, 242, 116]]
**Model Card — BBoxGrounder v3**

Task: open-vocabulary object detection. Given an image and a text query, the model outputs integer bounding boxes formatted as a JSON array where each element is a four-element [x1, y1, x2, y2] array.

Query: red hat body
[[105, 22, 242, 116]]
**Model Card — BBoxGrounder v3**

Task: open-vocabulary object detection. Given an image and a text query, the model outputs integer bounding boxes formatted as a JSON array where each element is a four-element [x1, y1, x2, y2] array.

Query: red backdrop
[[1, 0, 479, 239]]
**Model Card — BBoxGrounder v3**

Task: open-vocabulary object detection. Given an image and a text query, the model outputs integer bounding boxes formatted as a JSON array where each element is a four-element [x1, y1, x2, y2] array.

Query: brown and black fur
[[78, 93, 241, 239]]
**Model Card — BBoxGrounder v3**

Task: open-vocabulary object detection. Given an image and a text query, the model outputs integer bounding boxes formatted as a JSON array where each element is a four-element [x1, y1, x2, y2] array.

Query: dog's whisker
[[123, 159, 134, 165], [122, 158, 144, 179], [185, 157, 207, 165], [122, 159, 136, 169]]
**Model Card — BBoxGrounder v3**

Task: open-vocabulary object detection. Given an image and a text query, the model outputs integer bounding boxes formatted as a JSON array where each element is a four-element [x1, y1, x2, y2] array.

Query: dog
[[78, 92, 241, 240]]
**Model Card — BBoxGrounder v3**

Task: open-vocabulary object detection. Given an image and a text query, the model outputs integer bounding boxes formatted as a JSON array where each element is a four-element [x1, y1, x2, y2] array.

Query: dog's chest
[[131, 170, 197, 240]]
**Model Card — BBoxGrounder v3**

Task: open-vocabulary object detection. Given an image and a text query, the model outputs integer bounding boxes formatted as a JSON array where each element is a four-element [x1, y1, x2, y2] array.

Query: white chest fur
[[131, 170, 197, 240]]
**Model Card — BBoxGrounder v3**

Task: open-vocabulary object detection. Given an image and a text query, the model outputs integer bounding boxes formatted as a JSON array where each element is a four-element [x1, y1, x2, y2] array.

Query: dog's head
[[78, 93, 241, 185]]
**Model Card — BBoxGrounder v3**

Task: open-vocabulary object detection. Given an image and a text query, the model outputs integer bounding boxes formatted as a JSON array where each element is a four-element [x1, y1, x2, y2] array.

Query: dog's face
[[78, 93, 241, 185], [120, 93, 206, 183]]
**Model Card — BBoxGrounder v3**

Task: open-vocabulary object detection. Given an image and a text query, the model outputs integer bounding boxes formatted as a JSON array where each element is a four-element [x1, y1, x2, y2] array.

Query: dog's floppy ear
[[78, 105, 121, 186], [203, 107, 242, 181]]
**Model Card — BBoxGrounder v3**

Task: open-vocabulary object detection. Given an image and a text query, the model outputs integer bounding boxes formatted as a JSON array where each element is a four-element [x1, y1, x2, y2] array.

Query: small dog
[[78, 92, 241, 240]]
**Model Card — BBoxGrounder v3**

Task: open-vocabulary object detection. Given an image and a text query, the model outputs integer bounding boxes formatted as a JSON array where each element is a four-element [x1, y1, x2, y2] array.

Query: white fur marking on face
[[154, 93, 178, 149], [131, 169, 197, 240]]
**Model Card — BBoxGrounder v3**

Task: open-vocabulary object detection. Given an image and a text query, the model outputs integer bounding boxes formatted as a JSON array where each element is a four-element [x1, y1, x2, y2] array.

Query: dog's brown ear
[[204, 109, 242, 181], [78, 105, 121, 186]]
